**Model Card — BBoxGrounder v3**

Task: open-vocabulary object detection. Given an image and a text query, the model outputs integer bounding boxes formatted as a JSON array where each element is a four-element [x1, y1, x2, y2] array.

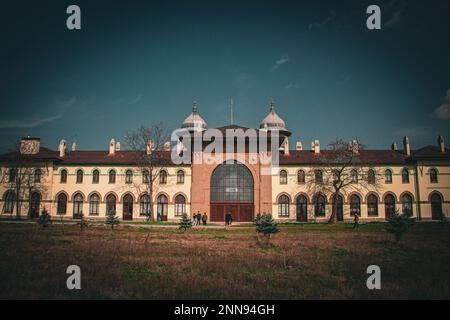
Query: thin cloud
[[308, 11, 335, 30], [285, 82, 299, 90], [271, 55, 289, 71], [0, 96, 76, 129], [433, 104, 450, 120], [432, 89, 450, 120], [0, 114, 63, 129], [384, 0, 407, 29]]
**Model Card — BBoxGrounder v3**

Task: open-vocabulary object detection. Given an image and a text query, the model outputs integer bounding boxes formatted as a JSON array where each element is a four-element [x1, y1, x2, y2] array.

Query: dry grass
[[0, 222, 449, 299]]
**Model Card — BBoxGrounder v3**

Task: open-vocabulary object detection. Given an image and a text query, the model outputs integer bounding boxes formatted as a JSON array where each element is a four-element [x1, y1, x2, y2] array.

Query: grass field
[[0, 222, 449, 299]]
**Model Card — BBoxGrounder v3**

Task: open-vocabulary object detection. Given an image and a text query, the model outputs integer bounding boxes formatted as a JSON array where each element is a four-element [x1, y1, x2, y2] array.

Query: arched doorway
[[332, 194, 344, 222], [123, 194, 133, 220], [296, 195, 308, 222], [29, 192, 41, 218], [157, 194, 168, 221], [210, 160, 254, 222], [431, 193, 443, 220], [385, 194, 396, 220]]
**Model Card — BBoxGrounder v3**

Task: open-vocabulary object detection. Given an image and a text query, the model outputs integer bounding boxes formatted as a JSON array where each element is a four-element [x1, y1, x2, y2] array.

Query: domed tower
[[259, 100, 291, 137], [181, 101, 208, 132]]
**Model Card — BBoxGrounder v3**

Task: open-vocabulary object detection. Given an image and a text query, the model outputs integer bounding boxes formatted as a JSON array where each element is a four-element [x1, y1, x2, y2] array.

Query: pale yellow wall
[[0, 162, 54, 218], [1, 164, 191, 221], [271, 165, 417, 221], [415, 164, 450, 220]]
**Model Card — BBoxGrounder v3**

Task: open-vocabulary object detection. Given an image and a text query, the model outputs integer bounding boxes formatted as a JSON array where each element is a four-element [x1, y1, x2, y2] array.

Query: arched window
[[430, 168, 438, 183], [92, 170, 99, 183], [367, 194, 378, 216], [125, 170, 133, 184], [350, 194, 361, 216], [350, 170, 358, 183], [89, 194, 100, 216], [159, 170, 167, 184], [175, 194, 186, 216], [76, 170, 83, 183], [3, 191, 15, 214], [314, 194, 326, 216], [278, 194, 290, 217], [142, 170, 150, 184], [296, 195, 308, 222], [177, 170, 185, 184], [157, 194, 168, 220], [384, 194, 396, 220], [57, 193, 67, 215], [431, 193, 443, 220], [73, 193, 83, 215], [29, 192, 40, 217], [402, 168, 409, 184], [368, 169, 375, 184], [140, 194, 150, 216], [123, 194, 133, 217], [106, 194, 116, 214], [315, 170, 323, 184], [9, 168, 16, 183], [109, 170, 116, 184], [34, 169, 42, 183], [297, 170, 305, 184], [402, 194, 413, 216], [279, 170, 288, 184], [385, 169, 393, 183], [60, 169, 67, 183]]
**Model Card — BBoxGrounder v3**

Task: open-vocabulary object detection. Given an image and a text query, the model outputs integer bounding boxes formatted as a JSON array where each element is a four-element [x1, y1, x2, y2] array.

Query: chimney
[[20, 137, 40, 155], [391, 143, 398, 151], [58, 139, 66, 157], [403, 136, 410, 156], [282, 137, 290, 155], [176, 140, 184, 156], [438, 135, 445, 153], [115, 141, 121, 151], [350, 139, 359, 154], [71, 141, 77, 151], [312, 140, 320, 154], [163, 141, 171, 151], [146, 140, 154, 155], [296, 141, 303, 151], [109, 139, 116, 155]]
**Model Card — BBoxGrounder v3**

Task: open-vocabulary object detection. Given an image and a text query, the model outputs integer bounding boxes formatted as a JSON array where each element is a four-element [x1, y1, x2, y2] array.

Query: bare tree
[[305, 139, 383, 223], [124, 122, 170, 222], [0, 142, 48, 220]]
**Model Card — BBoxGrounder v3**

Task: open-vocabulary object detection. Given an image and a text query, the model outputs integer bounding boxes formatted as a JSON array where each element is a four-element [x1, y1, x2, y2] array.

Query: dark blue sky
[[1, 0, 449, 152]]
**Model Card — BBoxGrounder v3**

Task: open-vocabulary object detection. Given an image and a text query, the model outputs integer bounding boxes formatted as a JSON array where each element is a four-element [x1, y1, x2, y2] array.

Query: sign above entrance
[[225, 187, 238, 193]]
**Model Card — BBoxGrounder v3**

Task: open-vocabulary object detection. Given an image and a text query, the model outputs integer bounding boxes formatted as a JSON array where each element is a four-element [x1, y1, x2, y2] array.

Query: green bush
[[386, 209, 412, 242], [37, 208, 51, 229], [255, 214, 279, 242], [178, 213, 192, 232], [106, 210, 120, 230]]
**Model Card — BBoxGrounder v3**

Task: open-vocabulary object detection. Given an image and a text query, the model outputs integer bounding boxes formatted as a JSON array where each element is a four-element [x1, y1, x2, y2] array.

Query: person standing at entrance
[[202, 212, 207, 225], [196, 212, 202, 226], [225, 212, 231, 226], [353, 213, 360, 229]]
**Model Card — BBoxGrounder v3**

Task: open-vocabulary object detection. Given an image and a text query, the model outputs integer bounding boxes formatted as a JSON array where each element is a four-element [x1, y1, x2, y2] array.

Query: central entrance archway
[[210, 160, 254, 222]]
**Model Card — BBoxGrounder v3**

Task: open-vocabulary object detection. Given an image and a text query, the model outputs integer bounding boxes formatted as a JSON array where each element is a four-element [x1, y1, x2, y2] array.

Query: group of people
[[193, 212, 208, 226]]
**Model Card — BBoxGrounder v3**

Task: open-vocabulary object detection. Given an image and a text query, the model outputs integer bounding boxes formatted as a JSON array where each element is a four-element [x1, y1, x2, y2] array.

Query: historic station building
[[1, 102, 449, 223]]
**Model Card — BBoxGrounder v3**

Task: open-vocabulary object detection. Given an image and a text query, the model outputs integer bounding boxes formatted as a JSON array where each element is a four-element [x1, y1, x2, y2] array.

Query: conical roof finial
[[270, 99, 275, 113], [193, 101, 198, 113]]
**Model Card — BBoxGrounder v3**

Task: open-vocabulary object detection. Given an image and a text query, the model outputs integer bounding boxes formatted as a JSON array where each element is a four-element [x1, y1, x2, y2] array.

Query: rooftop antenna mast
[[230, 97, 234, 125]]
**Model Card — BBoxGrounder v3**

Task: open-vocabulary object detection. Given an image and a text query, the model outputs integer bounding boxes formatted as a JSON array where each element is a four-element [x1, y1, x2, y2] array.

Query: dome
[[259, 100, 288, 131], [181, 101, 207, 131]]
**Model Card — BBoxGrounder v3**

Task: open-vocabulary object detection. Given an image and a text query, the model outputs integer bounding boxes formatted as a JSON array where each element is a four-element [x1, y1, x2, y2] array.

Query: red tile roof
[[279, 149, 411, 165]]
